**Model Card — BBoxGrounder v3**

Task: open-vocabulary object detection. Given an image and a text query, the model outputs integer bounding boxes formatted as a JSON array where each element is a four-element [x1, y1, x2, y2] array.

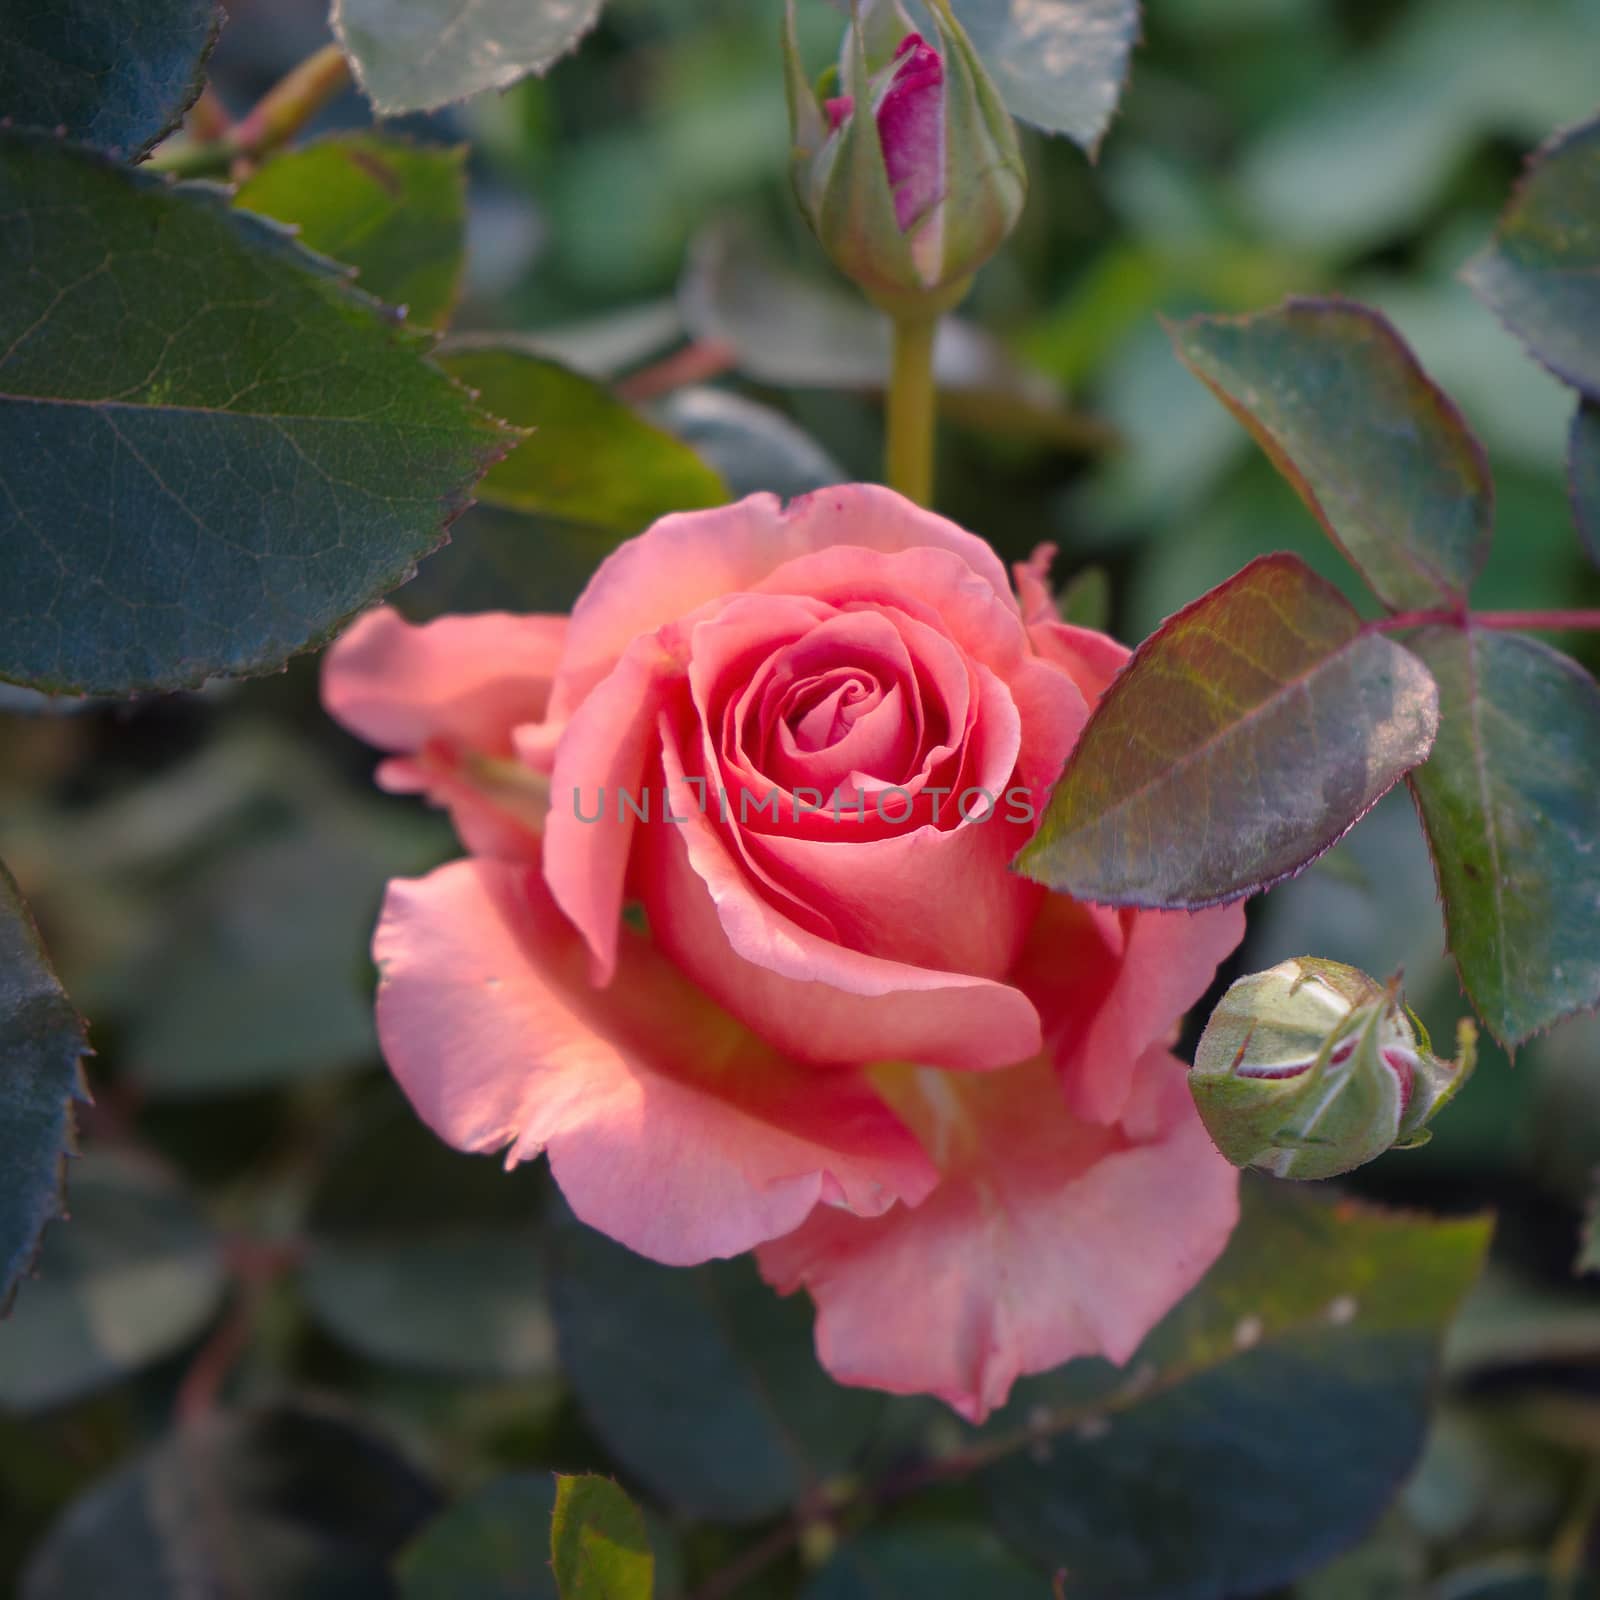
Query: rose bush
[[323, 485, 1245, 1421]]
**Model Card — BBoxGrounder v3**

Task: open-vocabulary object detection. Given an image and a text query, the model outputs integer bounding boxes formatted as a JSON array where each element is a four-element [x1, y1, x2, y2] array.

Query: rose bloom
[[322, 486, 1244, 1422]]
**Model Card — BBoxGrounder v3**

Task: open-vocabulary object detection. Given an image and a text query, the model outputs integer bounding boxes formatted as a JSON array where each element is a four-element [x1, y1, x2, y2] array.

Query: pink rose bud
[[784, 0, 1026, 316]]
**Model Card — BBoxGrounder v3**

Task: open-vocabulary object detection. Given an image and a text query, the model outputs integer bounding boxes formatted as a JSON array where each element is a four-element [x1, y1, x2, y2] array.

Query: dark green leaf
[[1015, 554, 1440, 908], [1171, 300, 1493, 611], [0, 859, 88, 1315], [396, 506, 621, 621], [398, 1476, 558, 1600], [654, 388, 845, 500], [1406, 627, 1600, 1048], [20, 1400, 439, 1600], [949, 0, 1139, 154], [0, 1148, 224, 1412], [302, 1094, 554, 1380], [0, 0, 221, 158], [550, 1476, 653, 1600], [802, 1527, 1043, 1600], [1572, 400, 1600, 567], [0, 131, 512, 695], [234, 135, 468, 331], [1465, 113, 1600, 397], [333, 0, 603, 114], [545, 1217, 881, 1523], [980, 1183, 1491, 1599], [441, 345, 728, 536]]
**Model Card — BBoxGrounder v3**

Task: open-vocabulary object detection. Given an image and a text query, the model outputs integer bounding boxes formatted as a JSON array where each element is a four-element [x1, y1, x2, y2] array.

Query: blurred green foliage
[[4, 0, 1600, 1595]]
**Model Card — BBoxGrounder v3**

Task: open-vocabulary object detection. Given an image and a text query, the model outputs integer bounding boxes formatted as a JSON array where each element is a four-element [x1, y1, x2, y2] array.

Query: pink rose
[[322, 486, 1244, 1422]]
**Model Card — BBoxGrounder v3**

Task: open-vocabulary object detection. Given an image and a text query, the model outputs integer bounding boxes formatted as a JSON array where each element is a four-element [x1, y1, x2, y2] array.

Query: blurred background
[[4, 0, 1600, 1594]]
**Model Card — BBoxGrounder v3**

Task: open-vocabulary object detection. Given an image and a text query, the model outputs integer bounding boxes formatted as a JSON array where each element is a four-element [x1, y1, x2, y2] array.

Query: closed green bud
[[1190, 957, 1476, 1181], [782, 0, 1026, 317]]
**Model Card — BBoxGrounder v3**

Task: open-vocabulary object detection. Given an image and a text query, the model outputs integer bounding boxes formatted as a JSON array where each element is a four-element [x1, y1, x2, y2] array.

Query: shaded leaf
[[234, 135, 468, 331], [1056, 563, 1112, 631], [20, 1400, 439, 1600], [1015, 554, 1440, 908], [1465, 113, 1600, 397], [0, 1147, 224, 1412], [0, 132, 512, 695], [0, 0, 221, 158], [654, 388, 845, 500], [550, 1476, 653, 1600], [679, 225, 1098, 449], [0, 860, 88, 1315], [545, 1217, 881, 1522], [1445, 1269, 1600, 1377], [397, 506, 621, 622], [1170, 300, 1493, 611], [122, 783, 441, 1097], [398, 1475, 558, 1600], [441, 345, 727, 536], [302, 1093, 554, 1380], [1435, 1561, 1596, 1600], [980, 1183, 1491, 1599], [333, 0, 603, 115], [950, 0, 1140, 154], [1572, 400, 1600, 567], [1406, 627, 1600, 1048], [802, 1526, 1042, 1599], [1235, 0, 1600, 259]]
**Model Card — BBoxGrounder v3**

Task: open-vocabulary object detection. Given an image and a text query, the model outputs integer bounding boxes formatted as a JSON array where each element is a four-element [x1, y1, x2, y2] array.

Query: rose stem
[[885, 312, 939, 505], [147, 44, 352, 179]]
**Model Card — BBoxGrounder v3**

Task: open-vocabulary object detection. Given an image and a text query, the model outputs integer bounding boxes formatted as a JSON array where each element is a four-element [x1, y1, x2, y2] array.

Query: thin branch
[[148, 45, 352, 180], [1371, 608, 1600, 634]]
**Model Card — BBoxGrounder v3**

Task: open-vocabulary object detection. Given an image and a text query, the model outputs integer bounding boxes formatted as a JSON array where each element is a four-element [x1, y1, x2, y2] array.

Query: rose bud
[[783, 0, 1026, 316], [1190, 957, 1476, 1181]]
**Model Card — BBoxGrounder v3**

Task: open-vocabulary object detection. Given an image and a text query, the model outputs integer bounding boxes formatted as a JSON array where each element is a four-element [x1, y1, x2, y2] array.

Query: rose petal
[[323, 607, 565, 756], [374, 858, 939, 1265], [1012, 896, 1248, 1124], [549, 487, 1015, 719], [757, 1048, 1239, 1422], [637, 742, 1043, 1072]]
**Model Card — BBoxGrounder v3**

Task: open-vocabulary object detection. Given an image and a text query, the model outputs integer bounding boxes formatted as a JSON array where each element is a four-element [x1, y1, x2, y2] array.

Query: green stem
[[885, 313, 939, 505], [147, 44, 351, 178]]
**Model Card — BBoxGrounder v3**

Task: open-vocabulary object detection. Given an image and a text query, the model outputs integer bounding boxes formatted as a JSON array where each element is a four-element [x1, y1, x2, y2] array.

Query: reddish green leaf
[[1465, 113, 1600, 398], [1015, 554, 1439, 908], [1572, 400, 1600, 568], [1171, 300, 1493, 611], [1407, 626, 1600, 1048]]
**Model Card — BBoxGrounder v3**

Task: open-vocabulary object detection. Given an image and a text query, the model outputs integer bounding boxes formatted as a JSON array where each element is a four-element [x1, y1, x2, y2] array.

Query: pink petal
[[1012, 896, 1248, 1124], [543, 633, 682, 983], [322, 607, 565, 756], [322, 608, 566, 863], [548, 488, 1016, 720], [757, 1049, 1239, 1422], [374, 858, 938, 1265], [1012, 548, 1130, 709], [877, 34, 945, 234], [636, 748, 1043, 1072]]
